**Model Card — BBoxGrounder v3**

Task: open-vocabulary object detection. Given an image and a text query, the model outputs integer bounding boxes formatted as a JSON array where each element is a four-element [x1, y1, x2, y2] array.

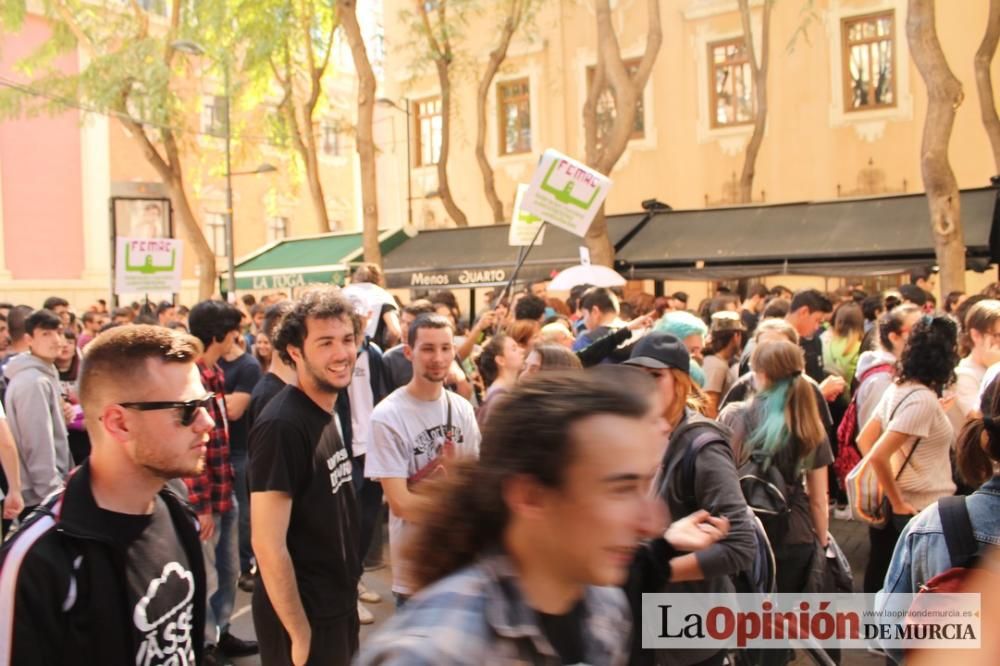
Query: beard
[[303, 354, 351, 394]]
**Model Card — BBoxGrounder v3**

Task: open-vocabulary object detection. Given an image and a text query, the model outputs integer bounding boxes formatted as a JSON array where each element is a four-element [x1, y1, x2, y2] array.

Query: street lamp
[[377, 97, 413, 228], [171, 40, 277, 301]]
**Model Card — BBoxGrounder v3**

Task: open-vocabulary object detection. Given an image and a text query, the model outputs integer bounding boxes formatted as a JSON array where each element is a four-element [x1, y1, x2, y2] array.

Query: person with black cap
[[623, 332, 755, 666]]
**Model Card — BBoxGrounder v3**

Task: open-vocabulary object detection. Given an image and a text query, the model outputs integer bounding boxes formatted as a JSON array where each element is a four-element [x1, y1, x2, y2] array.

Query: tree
[[414, 0, 470, 227], [907, 0, 966, 294], [582, 0, 662, 266], [975, 0, 1000, 175], [0, 0, 219, 299], [240, 0, 339, 233], [737, 0, 773, 204], [338, 0, 381, 265], [474, 0, 538, 223]]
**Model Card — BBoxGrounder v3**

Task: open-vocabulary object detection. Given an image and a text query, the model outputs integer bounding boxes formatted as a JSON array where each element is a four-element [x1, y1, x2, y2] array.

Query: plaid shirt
[[356, 552, 632, 665], [183, 359, 234, 515]]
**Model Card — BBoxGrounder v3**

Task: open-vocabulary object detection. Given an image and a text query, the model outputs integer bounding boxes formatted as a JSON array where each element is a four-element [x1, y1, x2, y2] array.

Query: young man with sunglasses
[[184, 300, 258, 663], [0, 325, 213, 664]]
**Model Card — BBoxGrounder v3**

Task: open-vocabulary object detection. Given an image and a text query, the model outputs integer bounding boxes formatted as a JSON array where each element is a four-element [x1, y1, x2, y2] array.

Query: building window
[[842, 11, 896, 112], [498, 78, 531, 155], [415, 97, 442, 167], [267, 216, 289, 243], [586, 58, 645, 150], [205, 213, 226, 257], [321, 123, 342, 157], [201, 95, 228, 136], [709, 38, 754, 127]]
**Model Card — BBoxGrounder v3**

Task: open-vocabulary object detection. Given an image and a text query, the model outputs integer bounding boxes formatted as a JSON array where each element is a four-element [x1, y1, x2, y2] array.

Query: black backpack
[[738, 448, 795, 547]]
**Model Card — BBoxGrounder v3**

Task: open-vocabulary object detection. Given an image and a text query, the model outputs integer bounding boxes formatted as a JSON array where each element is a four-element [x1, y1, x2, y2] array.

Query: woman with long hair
[[253, 330, 272, 370], [720, 340, 831, 593], [624, 333, 755, 665], [856, 314, 959, 593], [854, 304, 922, 429]]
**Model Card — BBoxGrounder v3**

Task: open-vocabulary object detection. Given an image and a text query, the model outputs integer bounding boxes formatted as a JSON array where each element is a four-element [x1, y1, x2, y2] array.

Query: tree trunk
[[304, 139, 333, 232], [435, 58, 469, 226], [738, 0, 771, 204], [582, 0, 662, 266], [475, 14, 517, 224], [169, 175, 219, 300], [907, 0, 966, 295], [339, 0, 382, 265], [975, 0, 1000, 175], [121, 116, 218, 299]]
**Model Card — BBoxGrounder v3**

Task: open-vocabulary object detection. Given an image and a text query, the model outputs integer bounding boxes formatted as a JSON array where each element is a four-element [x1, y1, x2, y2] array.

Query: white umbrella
[[548, 264, 626, 291]]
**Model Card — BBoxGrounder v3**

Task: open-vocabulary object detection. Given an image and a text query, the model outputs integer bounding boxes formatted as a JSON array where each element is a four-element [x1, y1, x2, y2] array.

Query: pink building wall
[[0, 14, 84, 279]]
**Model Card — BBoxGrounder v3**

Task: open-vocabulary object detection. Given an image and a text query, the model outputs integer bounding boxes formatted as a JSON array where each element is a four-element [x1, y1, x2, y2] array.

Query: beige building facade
[[378, 0, 1000, 299]]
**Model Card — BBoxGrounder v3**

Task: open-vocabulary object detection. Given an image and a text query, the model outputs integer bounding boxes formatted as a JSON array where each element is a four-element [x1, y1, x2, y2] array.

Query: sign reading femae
[[115, 237, 183, 295], [508, 183, 546, 246], [520, 149, 612, 238]]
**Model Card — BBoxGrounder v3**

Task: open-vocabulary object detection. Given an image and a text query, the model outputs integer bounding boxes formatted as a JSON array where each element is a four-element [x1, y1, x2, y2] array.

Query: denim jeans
[[231, 448, 253, 573], [204, 498, 239, 644]]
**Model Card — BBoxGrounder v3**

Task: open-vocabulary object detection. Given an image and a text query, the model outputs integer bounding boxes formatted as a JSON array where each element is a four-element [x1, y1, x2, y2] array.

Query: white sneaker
[[358, 601, 375, 625], [358, 581, 381, 604]]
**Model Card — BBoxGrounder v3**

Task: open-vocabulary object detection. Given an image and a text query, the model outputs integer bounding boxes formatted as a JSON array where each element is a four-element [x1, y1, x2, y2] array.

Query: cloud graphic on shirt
[[133, 561, 195, 633]]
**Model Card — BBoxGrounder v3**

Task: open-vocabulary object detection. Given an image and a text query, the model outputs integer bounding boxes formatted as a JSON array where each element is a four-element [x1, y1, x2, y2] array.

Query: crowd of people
[[0, 263, 998, 665]]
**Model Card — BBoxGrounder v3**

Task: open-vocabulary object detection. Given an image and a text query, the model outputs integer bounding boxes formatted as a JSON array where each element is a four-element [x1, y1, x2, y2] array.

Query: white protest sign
[[508, 184, 546, 246], [115, 237, 183, 294], [520, 149, 612, 237]]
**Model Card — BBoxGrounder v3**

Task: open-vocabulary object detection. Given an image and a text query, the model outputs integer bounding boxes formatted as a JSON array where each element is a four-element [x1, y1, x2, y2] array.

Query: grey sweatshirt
[[3, 353, 70, 506], [654, 411, 757, 666]]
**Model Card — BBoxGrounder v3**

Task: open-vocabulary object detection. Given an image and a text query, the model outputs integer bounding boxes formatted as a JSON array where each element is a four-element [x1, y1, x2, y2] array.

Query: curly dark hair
[[895, 314, 958, 396]]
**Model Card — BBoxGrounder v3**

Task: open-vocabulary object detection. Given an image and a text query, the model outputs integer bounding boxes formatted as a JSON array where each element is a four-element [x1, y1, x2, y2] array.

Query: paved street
[[223, 515, 883, 666]]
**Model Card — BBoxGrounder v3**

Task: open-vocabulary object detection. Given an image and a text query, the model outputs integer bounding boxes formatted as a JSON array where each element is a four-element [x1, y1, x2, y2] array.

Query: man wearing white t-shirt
[[365, 314, 481, 605]]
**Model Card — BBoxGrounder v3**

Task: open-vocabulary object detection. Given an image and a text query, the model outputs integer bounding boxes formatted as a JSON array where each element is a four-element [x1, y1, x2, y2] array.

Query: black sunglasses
[[119, 394, 215, 426]]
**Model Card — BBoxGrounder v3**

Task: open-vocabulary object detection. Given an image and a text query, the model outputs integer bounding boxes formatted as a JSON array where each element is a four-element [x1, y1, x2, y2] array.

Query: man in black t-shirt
[[219, 336, 263, 589], [249, 288, 361, 666], [0, 325, 210, 665]]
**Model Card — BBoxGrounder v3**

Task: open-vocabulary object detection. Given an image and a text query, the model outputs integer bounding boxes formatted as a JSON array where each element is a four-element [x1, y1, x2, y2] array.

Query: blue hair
[[656, 311, 708, 341], [745, 376, 795, 460]]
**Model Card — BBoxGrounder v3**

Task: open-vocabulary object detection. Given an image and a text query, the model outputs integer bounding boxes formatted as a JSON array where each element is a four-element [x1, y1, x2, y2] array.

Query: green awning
[[230, 228, 410, 291]]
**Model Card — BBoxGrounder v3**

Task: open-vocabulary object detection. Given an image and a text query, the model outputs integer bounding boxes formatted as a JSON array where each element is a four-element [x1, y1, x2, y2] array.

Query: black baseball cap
[[623, 332, 691, 375]]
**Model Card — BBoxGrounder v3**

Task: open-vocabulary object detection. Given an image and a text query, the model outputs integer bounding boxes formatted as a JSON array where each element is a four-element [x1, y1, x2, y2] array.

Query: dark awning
[[614, 187, 1000, 280], [382, 215, 644, 289]]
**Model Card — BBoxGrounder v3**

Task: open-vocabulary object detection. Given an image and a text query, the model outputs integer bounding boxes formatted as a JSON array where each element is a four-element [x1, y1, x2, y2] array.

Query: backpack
[[664, 418, 776, 595], [738, 448, 796, 547], [834, 362, 893, 489], [915, 496, 980, 594]]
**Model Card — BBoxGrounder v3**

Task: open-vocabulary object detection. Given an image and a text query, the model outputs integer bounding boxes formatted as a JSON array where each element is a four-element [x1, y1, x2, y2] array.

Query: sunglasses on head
[[119, 394, 215, 426]]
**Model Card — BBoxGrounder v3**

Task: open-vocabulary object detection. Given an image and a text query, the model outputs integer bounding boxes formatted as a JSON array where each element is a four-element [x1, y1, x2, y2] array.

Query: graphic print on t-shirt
[[408, 423, 457, 486], [132, 560, 196, 666]]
